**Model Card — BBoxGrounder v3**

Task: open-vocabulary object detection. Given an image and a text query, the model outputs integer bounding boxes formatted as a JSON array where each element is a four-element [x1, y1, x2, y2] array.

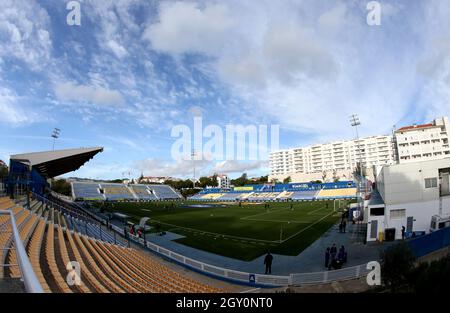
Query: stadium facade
[[367, 157, 450, 241], [270, 116, 450, 183]]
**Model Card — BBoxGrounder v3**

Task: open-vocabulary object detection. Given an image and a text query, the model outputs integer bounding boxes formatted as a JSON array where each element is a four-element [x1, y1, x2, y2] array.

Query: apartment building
[[270, 117, 450, 183], [394, 116, 450, 164], [269, 135, 394, 182], [216, 174, 230, 189]]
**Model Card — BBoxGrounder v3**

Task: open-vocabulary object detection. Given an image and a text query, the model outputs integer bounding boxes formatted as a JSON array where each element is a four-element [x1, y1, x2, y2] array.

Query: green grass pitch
[[98, 200, 349, 261]]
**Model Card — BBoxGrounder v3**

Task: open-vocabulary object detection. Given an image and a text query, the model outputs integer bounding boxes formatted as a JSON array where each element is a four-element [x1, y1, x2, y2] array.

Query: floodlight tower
[[51, 128, 61, 151], [350, 114, 363, 182], [350, 114, 364, 230], [191, 149, 196, 189]]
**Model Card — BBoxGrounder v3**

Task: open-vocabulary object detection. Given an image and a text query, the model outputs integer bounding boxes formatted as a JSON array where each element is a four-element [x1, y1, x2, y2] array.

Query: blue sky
[[1, 0, 450, 180]]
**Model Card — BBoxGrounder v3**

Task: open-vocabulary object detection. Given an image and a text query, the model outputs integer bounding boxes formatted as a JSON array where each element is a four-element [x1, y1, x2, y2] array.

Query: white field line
[[240, 207, 289, 220], [242, 217, 310, 224], [280, 211, 335, 243], [153, 205, 336, 245], [307, 206, 329, 215], [151, 219, 279, 244]]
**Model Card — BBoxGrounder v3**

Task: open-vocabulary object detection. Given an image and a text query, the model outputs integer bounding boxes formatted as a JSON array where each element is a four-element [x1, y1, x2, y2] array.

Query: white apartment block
[[270, 116, 450, 183], [216, 174, 230, 189], [394, 116, 450, 164], [269, 135, 394, 181]]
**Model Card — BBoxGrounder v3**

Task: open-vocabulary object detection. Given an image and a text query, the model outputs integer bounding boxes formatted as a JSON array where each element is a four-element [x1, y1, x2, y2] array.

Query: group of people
[[324, 243, 347, 270]]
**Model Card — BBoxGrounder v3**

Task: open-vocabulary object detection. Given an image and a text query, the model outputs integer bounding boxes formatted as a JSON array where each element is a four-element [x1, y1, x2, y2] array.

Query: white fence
[[125, 233, 370, 287]]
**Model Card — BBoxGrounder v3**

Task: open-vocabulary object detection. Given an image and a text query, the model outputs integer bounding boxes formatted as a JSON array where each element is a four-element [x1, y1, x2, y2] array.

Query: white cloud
[[143, 2, 233, 55], [106, 39, 128, 58], [54, 82, 125, 107], [134, 158, 213, 177], [0, 0, 52, 70], [213, 160, 267, 174], [416, 1, 450, 121], [0, 86, 41, 125], [262, 25, 338, 84]]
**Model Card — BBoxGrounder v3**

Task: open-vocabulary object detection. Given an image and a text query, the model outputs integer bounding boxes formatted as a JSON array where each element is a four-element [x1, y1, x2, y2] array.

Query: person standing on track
[[264, 252, 273, 274], [325, 247, 330, 268]]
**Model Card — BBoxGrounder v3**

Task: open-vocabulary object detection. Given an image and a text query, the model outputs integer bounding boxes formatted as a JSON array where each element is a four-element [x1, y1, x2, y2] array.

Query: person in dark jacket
[[325, 247, 330, 268], [330, 243, 337, 261], [342, 220, 347, 233], [264, 252, 273, 274]]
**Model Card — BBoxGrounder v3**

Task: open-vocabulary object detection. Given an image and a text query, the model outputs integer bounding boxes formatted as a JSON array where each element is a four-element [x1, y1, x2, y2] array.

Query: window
[[370, 207, 385, 216], [390, 209, 406, 219], [424, 177, 438, 189]]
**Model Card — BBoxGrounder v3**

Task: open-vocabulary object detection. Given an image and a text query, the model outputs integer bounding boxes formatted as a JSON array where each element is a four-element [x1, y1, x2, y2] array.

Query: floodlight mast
[[51, 128, 61, 151], [350, 114, 364, 221], [191, 149, 196, 189]]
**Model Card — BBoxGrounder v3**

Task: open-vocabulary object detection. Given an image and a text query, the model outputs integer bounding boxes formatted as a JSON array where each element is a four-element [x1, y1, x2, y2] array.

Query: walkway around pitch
[[146, 221, 386, 275]]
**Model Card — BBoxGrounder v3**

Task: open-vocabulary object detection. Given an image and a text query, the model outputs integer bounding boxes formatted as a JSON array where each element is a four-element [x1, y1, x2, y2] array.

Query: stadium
[[2, 0, 450, 299], [1, 147, 365, 292], [3, 141, 449, 294]]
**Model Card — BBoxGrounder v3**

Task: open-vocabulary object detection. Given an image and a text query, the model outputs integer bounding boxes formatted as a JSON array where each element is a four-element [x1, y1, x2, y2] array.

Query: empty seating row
[[72, 183, 182, 201], [131, 185, 158, 200], [101, 184, 135, 201], [72, 182, 104, 201], [1, 197, 222, 293], [148, 185, 182, 200], [317, 188, 357, 198]]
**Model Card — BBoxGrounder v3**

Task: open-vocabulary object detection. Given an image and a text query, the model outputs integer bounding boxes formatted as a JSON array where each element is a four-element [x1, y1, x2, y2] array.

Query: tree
[[231, 173, 249, 187], [332, 169, 340, 182], [410, 254, 450, 293], [0, 160, 8, 178], [322, 171, 327, 182], [271, 178, 280, 184], [355, 163, 367, 178], [51, 179, 72, 196], [381, 241, 416, 292], [198, 175, 218, 188], [283, 176, 292, 184]]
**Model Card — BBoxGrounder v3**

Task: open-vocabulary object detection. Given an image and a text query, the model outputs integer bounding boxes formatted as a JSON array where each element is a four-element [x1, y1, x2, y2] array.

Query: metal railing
[[125, 233, 370, 287], [0, 209, 43, 293]]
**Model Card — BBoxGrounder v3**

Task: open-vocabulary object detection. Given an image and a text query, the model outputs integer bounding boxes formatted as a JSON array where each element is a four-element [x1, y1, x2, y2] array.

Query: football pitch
[[99, 200, 349, 261]]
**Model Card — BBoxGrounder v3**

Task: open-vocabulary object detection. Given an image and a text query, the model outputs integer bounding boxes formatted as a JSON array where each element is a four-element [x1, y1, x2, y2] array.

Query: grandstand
[[72, 182, 182, 202], [101, 184, 135, 201], [72, 182, 104, 201], [148, 184, 182, 200], [0, 196, 224, 293], [2, 148, 237, 293], [189, 181, 357, 202], [130, 185, 158, 200]]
